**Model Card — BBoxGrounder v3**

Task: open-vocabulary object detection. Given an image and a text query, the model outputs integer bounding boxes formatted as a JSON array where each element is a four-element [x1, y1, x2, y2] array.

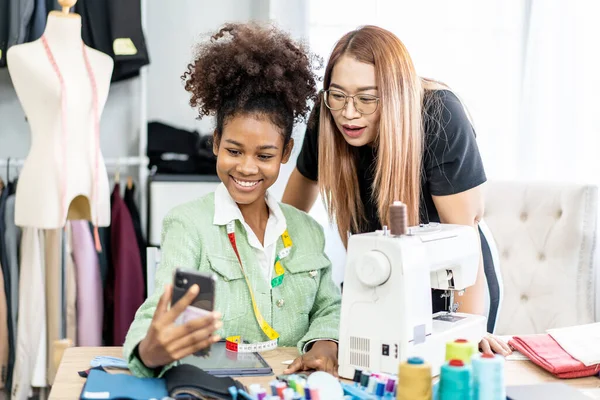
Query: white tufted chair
[[482, 181, 599, 335]]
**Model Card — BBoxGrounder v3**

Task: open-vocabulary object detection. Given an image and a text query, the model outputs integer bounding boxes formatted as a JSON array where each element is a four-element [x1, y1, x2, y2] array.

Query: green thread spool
[[445, 339, 478, 365], [439, 359, 473, 400], [396, 357, 432, 400]]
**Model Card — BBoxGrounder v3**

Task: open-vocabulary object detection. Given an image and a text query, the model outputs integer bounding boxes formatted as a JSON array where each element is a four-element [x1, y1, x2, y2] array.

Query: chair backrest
[[146, 247, 161, 297], [482, 181, 598, 334]]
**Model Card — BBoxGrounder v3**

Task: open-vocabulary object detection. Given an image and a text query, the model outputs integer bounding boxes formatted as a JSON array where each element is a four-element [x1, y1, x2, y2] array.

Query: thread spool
[[385, 377, 397, 394], [304, 384, 312, 400], [360, 371, 371, 387], [472, 353, 505, 400], [445, 339, 478, 364], [282, 388, 295, 400], [390, 201, 408, 236], [396, 357, 432, 400], [309, 388, 320, 400], [438, 359, 473, 400], [376, 381, 385, 396], [269, 380, 278, 395], [276, 382, 287, 397], [367, 375, 377, 393]]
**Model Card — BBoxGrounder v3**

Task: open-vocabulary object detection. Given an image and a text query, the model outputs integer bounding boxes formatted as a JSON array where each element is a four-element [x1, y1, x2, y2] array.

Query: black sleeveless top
[[296, 90, 500, 333]]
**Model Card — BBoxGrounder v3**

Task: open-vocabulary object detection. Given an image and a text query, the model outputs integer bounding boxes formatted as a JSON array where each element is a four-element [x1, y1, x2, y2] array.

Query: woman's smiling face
[[213, 114, 292, 205]]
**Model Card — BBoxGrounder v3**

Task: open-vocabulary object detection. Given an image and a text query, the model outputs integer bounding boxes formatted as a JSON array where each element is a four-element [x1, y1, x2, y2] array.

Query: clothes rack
[[0, 0, 148, 395], [0, 156, 149, 167]]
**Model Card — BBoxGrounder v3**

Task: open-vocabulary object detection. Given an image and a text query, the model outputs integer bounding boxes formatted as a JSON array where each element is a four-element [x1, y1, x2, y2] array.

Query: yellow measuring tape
[[224, 221, 292, 352]]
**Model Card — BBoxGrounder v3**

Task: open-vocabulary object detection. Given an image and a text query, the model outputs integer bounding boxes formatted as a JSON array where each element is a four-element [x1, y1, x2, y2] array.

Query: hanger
[[126, 175, 133, 190]]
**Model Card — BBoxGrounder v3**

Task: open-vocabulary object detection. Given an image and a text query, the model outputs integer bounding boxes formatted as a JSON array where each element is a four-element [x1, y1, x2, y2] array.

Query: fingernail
[[215, 321, 223, 329], [213, 311, 222, 319], [213, 335, 221, 342]]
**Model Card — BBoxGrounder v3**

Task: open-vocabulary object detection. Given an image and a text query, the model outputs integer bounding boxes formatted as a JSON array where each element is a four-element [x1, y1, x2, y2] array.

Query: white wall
[[0, 0, 347, 284]]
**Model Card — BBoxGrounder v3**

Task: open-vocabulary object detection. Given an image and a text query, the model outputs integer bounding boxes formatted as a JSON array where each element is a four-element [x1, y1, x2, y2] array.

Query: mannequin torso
[[7, 12, 113, 229]]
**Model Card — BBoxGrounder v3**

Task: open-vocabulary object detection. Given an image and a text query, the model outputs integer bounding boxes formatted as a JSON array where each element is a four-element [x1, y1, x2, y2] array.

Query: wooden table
[[49, 346, 600, 399]]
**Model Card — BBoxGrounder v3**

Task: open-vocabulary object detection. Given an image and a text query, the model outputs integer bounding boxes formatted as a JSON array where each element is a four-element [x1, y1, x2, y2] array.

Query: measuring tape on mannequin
[[224, 221, 293, 353]]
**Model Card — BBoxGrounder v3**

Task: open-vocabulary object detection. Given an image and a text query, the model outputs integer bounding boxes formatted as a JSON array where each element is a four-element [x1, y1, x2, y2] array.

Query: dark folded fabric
[[164, 364, 246, 400], [147, 121, 217, 175]]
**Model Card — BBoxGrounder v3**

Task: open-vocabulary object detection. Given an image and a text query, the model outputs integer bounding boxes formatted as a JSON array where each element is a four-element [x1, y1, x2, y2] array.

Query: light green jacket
[[123, 192, 341, 377]]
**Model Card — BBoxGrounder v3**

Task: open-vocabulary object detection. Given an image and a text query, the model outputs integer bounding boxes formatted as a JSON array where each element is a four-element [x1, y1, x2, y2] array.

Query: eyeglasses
[[322, 89, 380, 115]]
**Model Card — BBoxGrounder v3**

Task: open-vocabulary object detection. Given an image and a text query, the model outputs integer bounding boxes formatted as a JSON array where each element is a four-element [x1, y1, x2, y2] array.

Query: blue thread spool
[[269, 380, 278, 396], [472, 353, 505, 400], [304, 384, 312, 400], [439, 359, 473, 400]]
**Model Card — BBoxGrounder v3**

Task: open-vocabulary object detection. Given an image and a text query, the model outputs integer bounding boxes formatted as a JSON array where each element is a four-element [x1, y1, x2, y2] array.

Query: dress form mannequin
[[7, 0, 113, 234]]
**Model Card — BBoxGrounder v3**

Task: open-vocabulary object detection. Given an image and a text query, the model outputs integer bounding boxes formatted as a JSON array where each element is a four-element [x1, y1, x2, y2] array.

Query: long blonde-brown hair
[[317, 25, 446, 246]]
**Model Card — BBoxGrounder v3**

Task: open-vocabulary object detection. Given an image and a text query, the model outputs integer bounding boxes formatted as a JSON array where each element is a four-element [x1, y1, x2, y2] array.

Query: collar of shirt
[[213, 182, 287, 250]]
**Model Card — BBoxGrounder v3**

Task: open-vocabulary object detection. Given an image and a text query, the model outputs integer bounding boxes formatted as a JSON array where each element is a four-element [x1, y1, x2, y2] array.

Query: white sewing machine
[[337, 223, 487, 379]]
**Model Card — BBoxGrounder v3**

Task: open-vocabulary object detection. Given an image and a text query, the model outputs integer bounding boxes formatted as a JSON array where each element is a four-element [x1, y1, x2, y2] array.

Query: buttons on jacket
[[309, 270, 318, 278], [276, 299, 285, 308]]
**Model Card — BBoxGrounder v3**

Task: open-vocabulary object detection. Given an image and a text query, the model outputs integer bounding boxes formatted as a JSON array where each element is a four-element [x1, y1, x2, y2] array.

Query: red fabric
[[109, 185, 145, 345], [509, 334, 600, 379]]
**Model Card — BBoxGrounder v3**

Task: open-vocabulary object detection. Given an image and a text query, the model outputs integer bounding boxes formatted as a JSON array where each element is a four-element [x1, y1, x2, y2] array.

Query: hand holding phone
[[137, 273, 221, 369], [172, 268, 216, 325]]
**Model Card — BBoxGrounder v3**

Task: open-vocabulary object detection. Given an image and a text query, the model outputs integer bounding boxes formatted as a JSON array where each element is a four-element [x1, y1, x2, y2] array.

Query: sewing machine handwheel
[[356, 250, 391, 287]]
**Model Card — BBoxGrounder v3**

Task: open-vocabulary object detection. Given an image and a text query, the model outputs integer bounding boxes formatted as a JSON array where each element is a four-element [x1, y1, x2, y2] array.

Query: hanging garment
[[4, 194, 21, 353], [11, 228, 45, 400], [106, 0, 150, 82], [31, 231, 46, 388], [100, 223, 114, 346], [65, 225, 77, 344], [0, 257, 8, 390], [91, 223, 110, 289], [7, 0, 35, 49], [0, 187, 5, 392], [44, 229, 62, 385], [71, 221, 103, 347], [27, 0, 47, 42], [124, 182, 146, 296], [0, 186, 13, 391], [107, 184, 144, 345], [0, 0, 9, 68], [76, 0, 149, 82]]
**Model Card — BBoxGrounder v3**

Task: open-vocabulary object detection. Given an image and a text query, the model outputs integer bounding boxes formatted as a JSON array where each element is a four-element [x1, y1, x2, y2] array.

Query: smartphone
[[172, 268, 216, 311], [171, 268, 217, 357]]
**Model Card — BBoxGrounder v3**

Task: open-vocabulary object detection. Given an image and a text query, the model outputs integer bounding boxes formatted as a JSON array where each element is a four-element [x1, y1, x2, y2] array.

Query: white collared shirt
[[213, 183, 287, 282]]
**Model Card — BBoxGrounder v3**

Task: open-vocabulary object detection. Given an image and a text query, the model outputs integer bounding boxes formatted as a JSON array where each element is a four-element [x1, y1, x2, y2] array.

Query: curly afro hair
[[182, 22, 322, 146]]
